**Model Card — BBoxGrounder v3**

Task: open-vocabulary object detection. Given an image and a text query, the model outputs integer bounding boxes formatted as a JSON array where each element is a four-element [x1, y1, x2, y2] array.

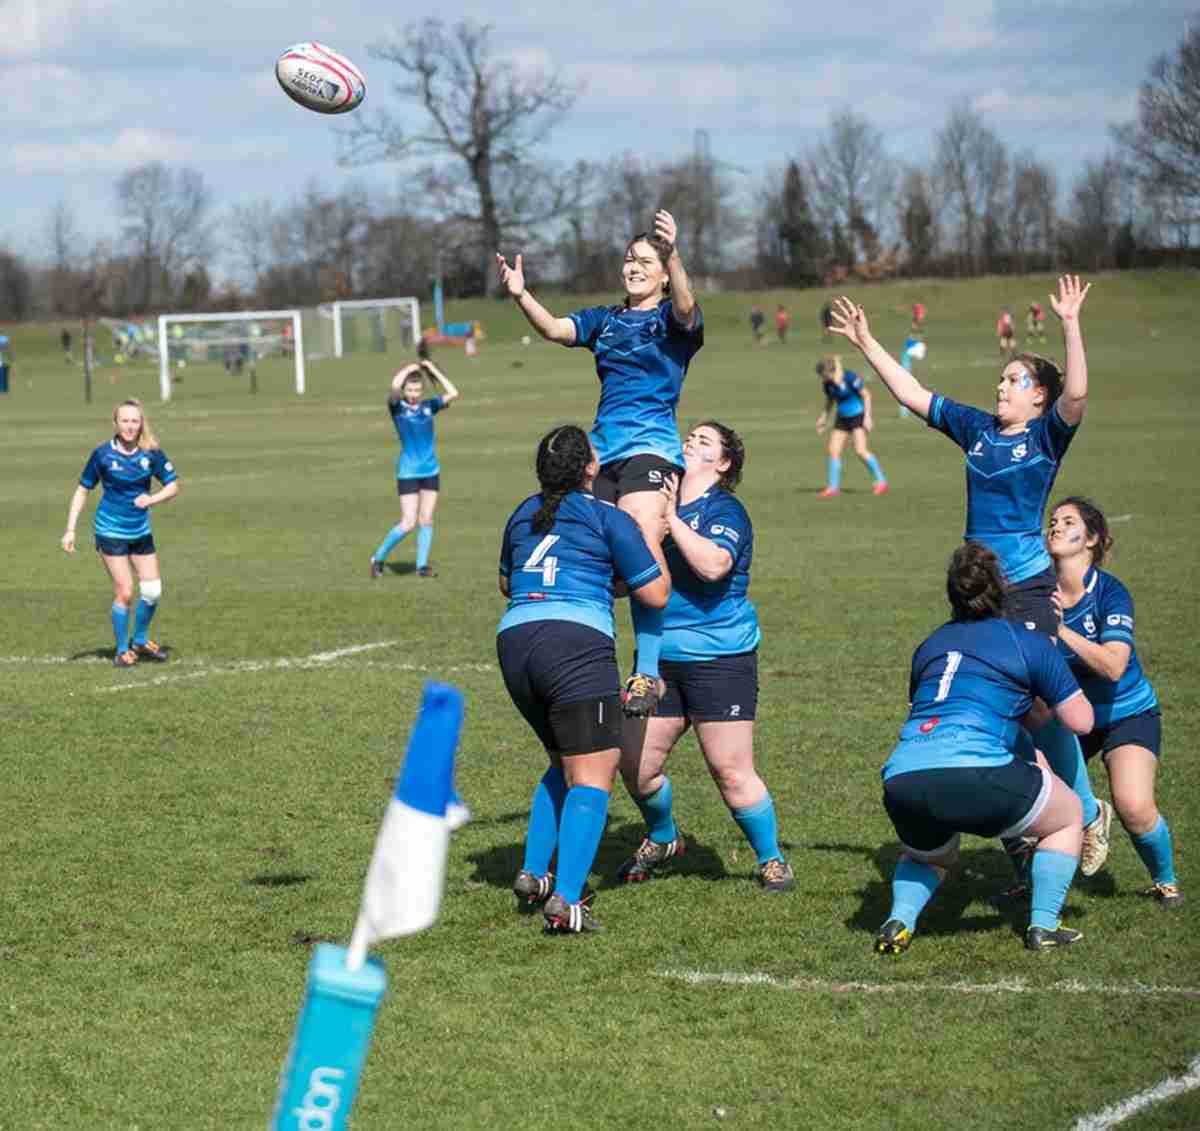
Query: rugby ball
[[909, 340, 927, 361], [275, 42, 366, 115]]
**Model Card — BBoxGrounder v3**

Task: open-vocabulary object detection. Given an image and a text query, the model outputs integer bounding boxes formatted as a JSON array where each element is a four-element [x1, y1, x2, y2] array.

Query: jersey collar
[[1082, 565, 1099, 593]]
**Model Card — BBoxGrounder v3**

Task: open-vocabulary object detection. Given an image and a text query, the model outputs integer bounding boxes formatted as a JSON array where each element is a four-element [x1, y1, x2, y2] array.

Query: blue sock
[[634, 777, 677, 844], [631, 601, 662, 680], [887, 856, 942, 932], [111, 603, 130, 654], [1035, 717, 1100, 826], [373, 524, 409, 563], [1131, 816, 1176, 885], [522, 766, 567, 876], [1029, 848, 1078, 930], [865, 455, 886, 483], [416, 525, 434, 569], [131, 597, 158, 646], [731, 793, 782, 865], [827, 457, 842, 490], [554, 785, 609, 903]]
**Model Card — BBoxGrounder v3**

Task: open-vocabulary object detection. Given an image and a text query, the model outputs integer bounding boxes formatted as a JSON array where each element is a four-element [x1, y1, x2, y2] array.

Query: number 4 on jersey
[[522, 535, 561, 586]]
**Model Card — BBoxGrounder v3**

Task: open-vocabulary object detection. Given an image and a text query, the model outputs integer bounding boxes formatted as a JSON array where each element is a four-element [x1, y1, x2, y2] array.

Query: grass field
[[2, 271, 1199, 1130]]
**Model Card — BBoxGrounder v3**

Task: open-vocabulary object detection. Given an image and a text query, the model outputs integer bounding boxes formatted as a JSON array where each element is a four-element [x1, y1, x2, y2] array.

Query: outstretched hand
[[654, 210, 677, 249], [828, 296, 872, 351], [495, 252, 525, 298], [1050, 275, 1090, 322]]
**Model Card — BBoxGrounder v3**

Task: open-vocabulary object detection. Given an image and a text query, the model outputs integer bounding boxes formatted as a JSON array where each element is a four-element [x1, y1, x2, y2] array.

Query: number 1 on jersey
[[522, 534, 561, 587]]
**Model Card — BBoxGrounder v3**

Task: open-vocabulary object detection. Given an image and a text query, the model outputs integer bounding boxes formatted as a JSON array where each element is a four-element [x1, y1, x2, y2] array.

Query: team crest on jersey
[[1083, 614, 1096, 635], [1107, 614, 1123, 626], [140, 457, 150, 470], [1011, 443, 1028, 462], [111, 459, 121, 470]]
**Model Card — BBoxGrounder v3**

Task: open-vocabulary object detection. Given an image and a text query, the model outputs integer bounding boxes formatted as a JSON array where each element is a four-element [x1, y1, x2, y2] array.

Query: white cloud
[[12, 128, 192, 175]]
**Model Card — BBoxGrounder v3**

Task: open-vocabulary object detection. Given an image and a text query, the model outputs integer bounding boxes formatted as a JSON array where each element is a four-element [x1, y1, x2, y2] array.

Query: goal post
[[157, 310, 305, 401], [330, 298, 420, 359]]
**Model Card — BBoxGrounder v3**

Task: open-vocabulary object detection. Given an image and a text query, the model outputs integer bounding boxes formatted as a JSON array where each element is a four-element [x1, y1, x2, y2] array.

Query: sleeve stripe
[[625, 563, 662, 588], [1049, 687, 1087, 710]]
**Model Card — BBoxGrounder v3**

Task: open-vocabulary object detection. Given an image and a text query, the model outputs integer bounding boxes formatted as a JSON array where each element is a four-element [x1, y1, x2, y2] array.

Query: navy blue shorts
[[1081, 709, 1162, 761], [1003, 566, 1057, 636], [593, 455, 682, 501], [397, 475, 440, 495], [882, 760, 1050, 856], [497, 620, 622, 755], [834, 413, 865, 432], [95, 533, 156, 556], [657, 651, 758, 722]]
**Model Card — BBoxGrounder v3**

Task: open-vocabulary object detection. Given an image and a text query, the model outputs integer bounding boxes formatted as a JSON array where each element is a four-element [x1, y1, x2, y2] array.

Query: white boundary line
[[1073, 1054, 1200, 1130], [658, 969, 1200, 999]]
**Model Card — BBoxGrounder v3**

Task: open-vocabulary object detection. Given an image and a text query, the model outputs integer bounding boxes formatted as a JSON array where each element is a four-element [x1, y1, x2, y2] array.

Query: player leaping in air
[[497, 210, 703, 719]]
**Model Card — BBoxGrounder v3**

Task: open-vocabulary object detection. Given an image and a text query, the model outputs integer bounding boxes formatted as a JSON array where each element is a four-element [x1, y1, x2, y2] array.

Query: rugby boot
[[543, 890, 602, 935], [874, 919, 912, 955], [757, 857, 796, 893], [1079, 798, 1113, 876], [616, 834, 685, 883], [1025, 923, 1083, 951]]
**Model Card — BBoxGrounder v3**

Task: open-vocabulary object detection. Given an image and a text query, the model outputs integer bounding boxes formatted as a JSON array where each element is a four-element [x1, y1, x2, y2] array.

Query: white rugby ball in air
[[276, 42, 366, 115], [909, 340, 927, 360]]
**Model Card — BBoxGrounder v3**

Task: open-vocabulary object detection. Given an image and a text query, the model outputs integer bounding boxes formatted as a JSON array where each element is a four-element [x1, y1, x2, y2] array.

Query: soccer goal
[[156, 310, 305, 401], [328, 298, 421, 359]]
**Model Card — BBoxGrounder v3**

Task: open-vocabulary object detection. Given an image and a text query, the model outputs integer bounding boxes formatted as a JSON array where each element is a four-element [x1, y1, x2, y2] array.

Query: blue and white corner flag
[[346, 681, 464, 969]]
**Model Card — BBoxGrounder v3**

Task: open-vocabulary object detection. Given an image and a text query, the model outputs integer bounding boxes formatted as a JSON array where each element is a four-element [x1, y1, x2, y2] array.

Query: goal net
[[156, 310, 305, 401], [328, 298, 420, 359]]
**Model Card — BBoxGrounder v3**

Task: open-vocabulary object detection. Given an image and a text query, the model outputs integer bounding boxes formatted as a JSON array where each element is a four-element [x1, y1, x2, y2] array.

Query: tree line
[[3, 18, 1198, 322]]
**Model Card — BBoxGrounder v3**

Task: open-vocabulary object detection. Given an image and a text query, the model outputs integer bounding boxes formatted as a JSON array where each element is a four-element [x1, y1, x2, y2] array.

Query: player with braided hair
[[497, 425, 670, 934]]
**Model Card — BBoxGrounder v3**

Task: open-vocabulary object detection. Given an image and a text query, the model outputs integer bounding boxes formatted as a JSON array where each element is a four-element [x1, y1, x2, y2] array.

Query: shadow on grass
[[385, 561, 418, 576], [247, 872, 312, 888], [68, 646, 117, 661]]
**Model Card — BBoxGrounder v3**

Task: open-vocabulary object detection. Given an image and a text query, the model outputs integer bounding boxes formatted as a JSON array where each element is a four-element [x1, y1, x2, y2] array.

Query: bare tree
[[933, 102, 1009, 273], [1066, 154, 1125, 270], [227, 199, 278, 293], [342, 19, 581, 294], [898, 167, 937, 273], [115, 163, 213, 310], [45, 200, 80, 314], [1009, 151, 1057, 271]]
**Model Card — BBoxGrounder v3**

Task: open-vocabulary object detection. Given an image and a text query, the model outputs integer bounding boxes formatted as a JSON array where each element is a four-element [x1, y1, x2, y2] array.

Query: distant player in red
[[774, 304, 789, 344], [1027, 301, 1046, 344], [911, 302, 926, 332], [997, 307, 1015, 357]]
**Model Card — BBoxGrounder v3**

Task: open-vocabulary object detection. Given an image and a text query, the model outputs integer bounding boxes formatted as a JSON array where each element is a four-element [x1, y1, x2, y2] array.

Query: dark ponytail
[[946, 542, 1007, 621], [695, 419, 745, 492], [1053, 495, 1113, 565], [532, 425, 592, 533]]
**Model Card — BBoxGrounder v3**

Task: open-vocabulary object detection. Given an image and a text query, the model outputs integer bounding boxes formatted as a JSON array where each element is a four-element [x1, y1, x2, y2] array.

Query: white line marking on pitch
[[1073, 1053, 1200, 1130], [658, 969, 1200, 998], [1108, 514, 1134, 523]]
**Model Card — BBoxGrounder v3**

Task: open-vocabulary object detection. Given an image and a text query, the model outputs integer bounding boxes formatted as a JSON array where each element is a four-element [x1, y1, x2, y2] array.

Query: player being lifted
[[497, 210, 702, 719]]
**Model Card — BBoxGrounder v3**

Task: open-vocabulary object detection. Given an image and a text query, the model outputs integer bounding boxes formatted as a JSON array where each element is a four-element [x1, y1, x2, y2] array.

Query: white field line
[[658, 969, 1200, 999], [1073, 1054, 1200, 1130], [1108, 514, 1134, 523]]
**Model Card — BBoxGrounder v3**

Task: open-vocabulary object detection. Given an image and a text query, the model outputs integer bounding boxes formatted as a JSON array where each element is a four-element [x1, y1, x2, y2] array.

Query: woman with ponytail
[[497, 425, 670, 935], [61, 399, 180, 667], [874, 542, 1095, 954]]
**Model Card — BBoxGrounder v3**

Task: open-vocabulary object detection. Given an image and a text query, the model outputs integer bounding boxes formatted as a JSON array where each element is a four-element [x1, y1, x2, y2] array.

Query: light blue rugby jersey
[[79, 441, 177, 540], [927, 395, 1078, 584], [389, 395, 445, 479], [661, 489, 760, 662], [823, 371, 866, 418], [498, 491, 661, 639], [883, 617, 1082, 781], [567, 298, 704, 467], [1058, 565, 1158, 728]]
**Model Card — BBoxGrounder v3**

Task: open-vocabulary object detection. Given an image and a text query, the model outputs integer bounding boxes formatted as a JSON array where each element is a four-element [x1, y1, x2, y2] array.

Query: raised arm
[[421, 359, 460, 405], [1049, 275, 1090, 427], [496, 253, 576, 346], [829, 298, 933, 420], [654, 210, 697, 329], [61, 484, 90, 553]]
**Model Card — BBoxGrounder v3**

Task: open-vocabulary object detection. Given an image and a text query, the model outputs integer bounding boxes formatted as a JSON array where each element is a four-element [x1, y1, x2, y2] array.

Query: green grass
[[2, 271, 1199, 1129]]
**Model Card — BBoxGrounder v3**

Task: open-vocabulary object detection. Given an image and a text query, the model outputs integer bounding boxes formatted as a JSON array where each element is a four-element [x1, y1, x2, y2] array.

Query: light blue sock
[[522, 765, 567, 876], [131, 597, 159, 646], [631, 601, 662, 680], [634, 777, 677, 844], [1131, 816, 1176, 885], [416, 524, 434, 569], [731, 793, 782, 865], [1029, 848, 1078, 930], [554, 785, 609, 903], [111, 603, 130, 654], [372, 524, 409, 563], [827, 457, 842, 490], [1035, 717, 1100, 826], [887, 856, 942, 931], [865, 454, 886, 483]]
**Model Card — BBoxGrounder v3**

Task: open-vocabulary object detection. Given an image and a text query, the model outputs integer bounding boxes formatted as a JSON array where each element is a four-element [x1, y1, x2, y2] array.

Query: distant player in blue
[[369, 358, 460, 580], [1048, 498, 1181, 907], [814, 354, 888, 498], [896, 333, 926, 418], [61, 399, 180, 667], [875, 542, 1094, 954], [498, 425, 670, 934], [829, 276, 1108, 871], [497, 209, 702, 719], [617, 422, 794, 893]]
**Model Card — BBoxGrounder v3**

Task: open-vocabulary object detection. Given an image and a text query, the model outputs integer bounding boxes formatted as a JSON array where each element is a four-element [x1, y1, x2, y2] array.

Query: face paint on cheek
[[1068, 533, 1083, 544], [1017, 371, 1032, 391]]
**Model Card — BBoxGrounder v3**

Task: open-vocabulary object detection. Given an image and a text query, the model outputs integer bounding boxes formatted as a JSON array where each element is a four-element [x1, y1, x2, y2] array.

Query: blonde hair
[[112, 398, 160, 450], [818, 354, 843, 381]]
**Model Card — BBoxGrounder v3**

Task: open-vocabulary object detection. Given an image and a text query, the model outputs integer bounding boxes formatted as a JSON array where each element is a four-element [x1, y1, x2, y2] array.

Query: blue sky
[[3, 1, 1193, 269]]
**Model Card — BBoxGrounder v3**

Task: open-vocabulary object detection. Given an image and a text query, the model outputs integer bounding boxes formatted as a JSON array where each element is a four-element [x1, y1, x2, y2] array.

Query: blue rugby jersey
[[823, 370, 866, 418], [79, 441, 177, 540], [927, 395, 1078, 583], [661, 489, 760, 661], [567, 298, 704, 466], [498, 491, 661, 639], [1059, 566, 1158, 728], [883, 617, 1082, 780], [389, 396, 445, 479]]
